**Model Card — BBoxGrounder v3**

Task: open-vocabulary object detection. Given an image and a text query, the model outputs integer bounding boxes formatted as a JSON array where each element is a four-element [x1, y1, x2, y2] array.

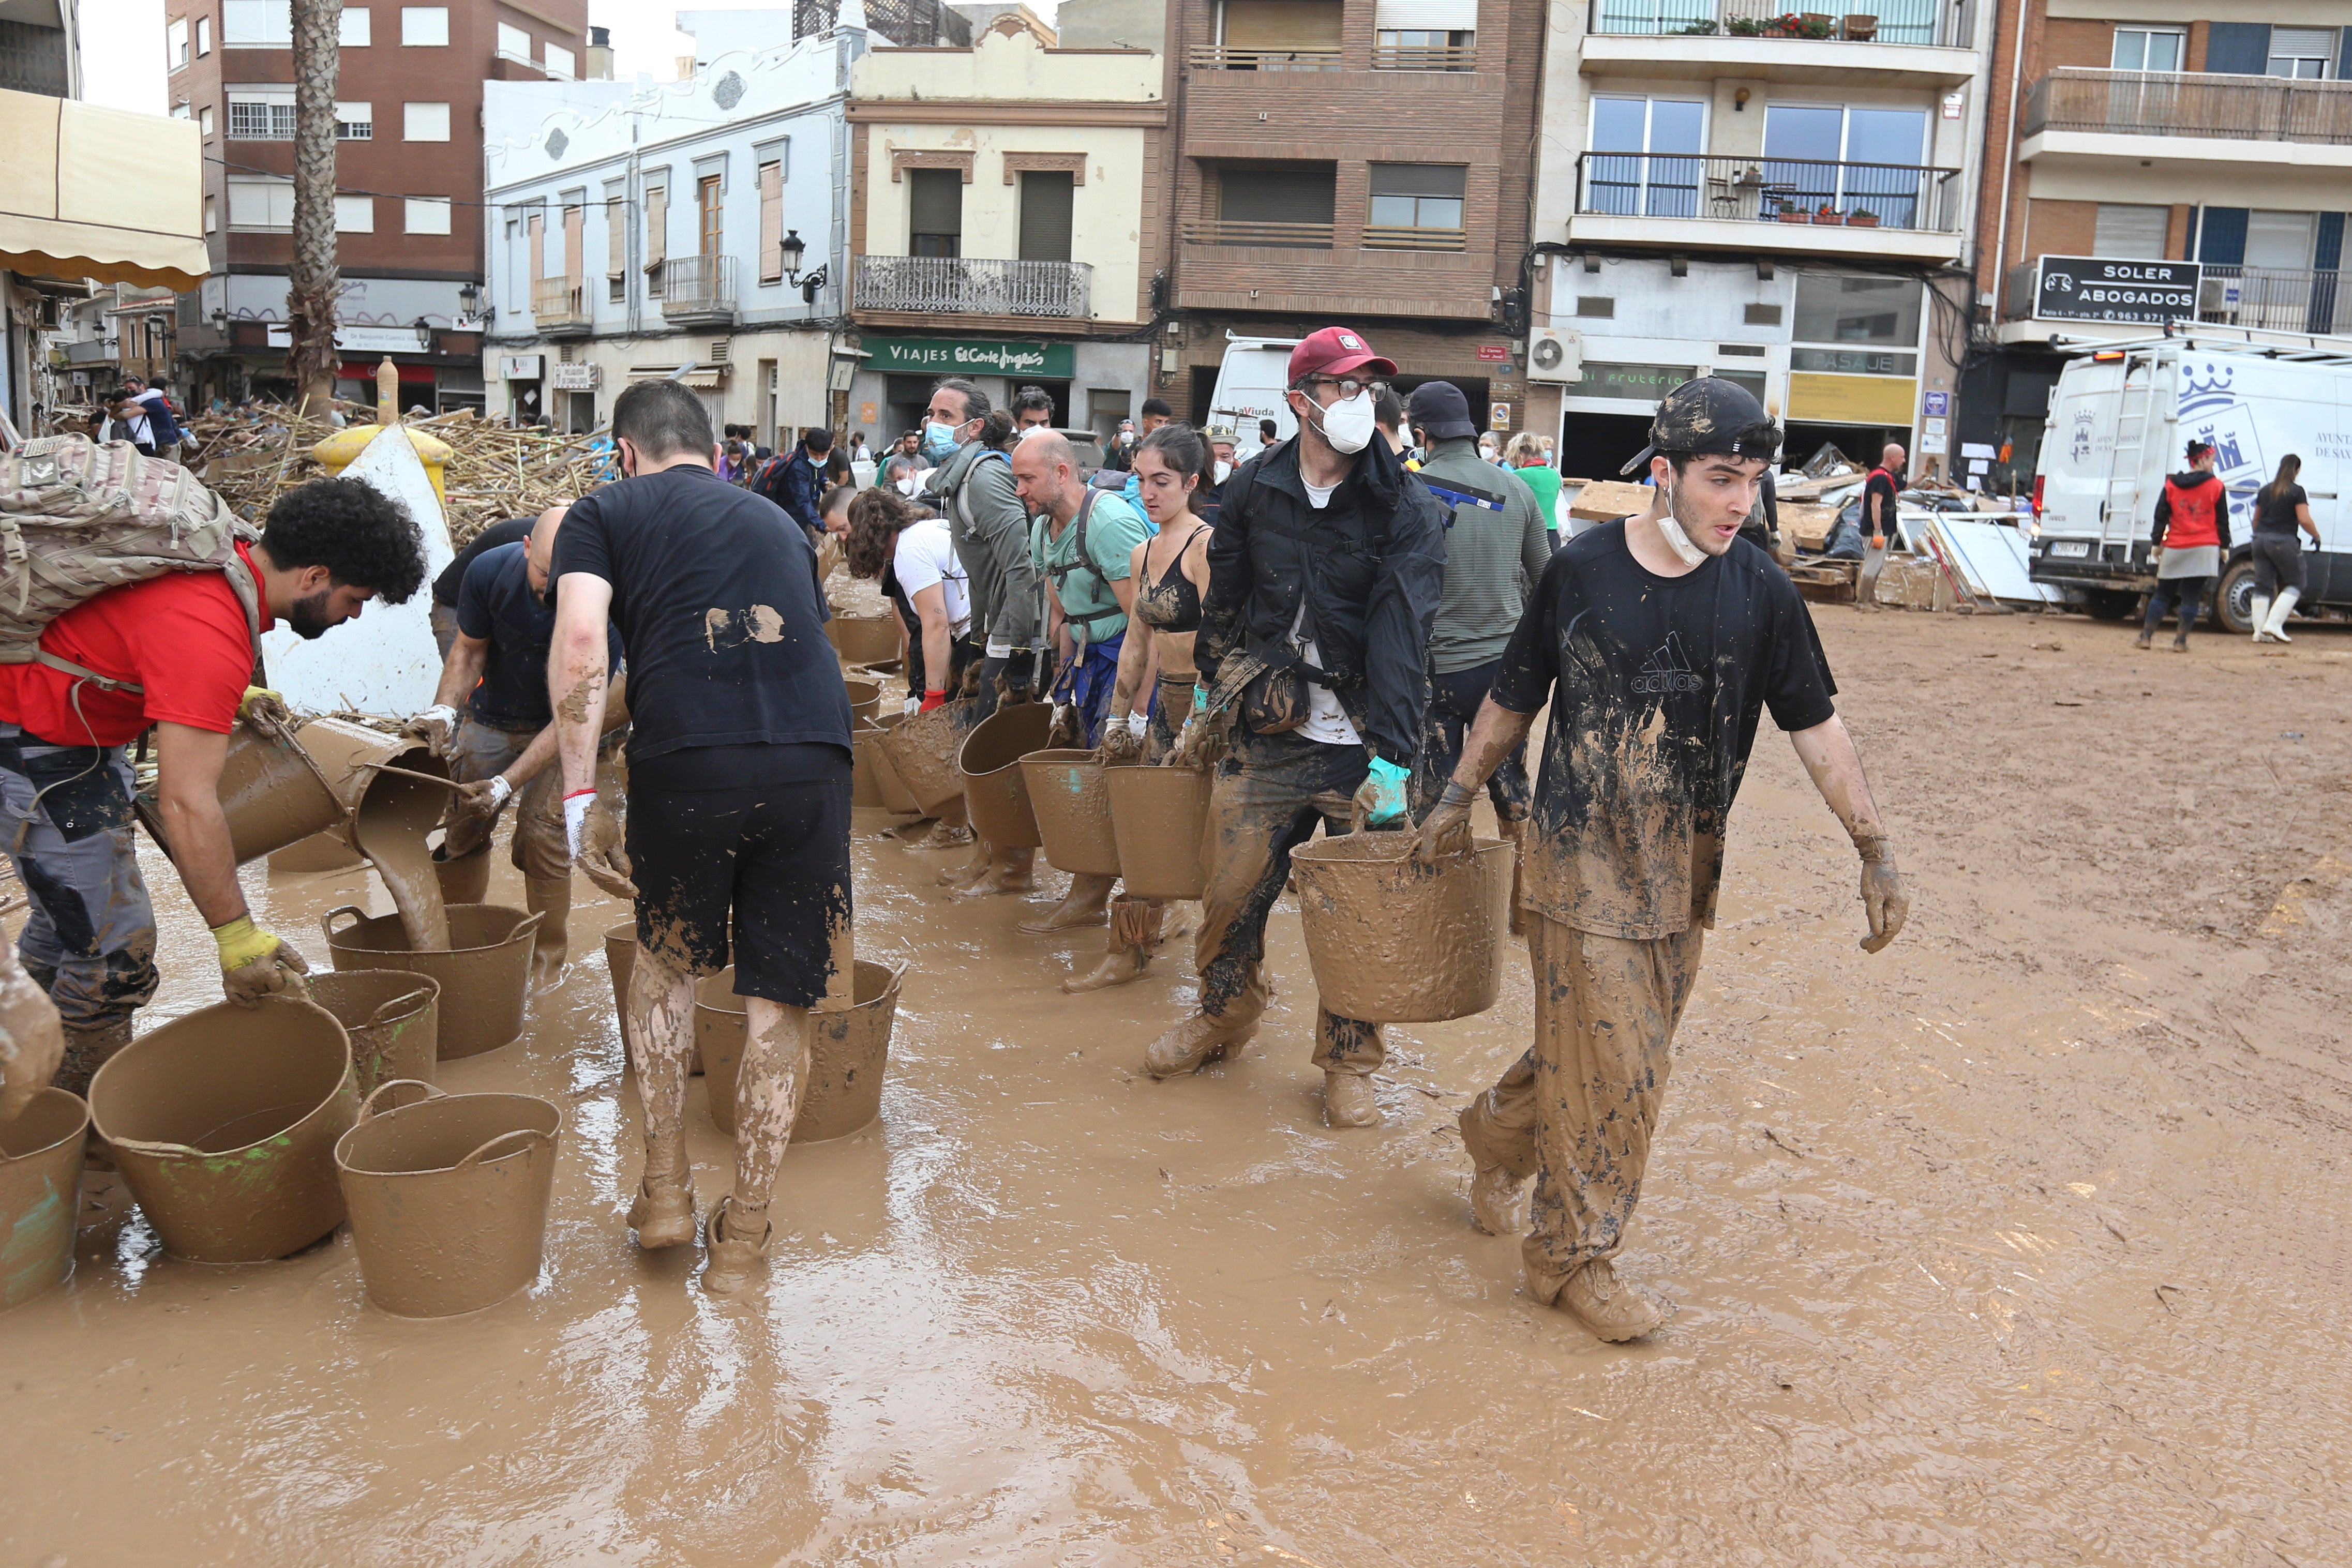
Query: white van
[[1205, 334, 1300, 458], [2029, 328, 2349, 630]]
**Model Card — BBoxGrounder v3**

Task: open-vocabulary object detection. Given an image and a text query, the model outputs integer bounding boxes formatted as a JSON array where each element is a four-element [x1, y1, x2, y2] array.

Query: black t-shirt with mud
[[1490, 521, 1838, 939], [552, 463, 850, 768]]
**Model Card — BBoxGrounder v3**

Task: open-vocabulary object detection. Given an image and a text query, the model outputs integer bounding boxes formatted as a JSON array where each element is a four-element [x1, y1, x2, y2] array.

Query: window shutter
[[645, 185, 667, 266], [528, 211, 545, 280], [563, 204, 583, 283], [1372, 0, 1475, 28], [2196, 207, 2248, 266], [1218, 169, 1336, 224], [1221, 0, 1342, 50], [606, 191, 624, 276], [1017, 171, 1073, 263], [759, 161, 783, 282], [2091, 203, 2168, 260], [1368, 163, 1466, 198], [2203, 23, 2270, 74], [909, 168, 963, 236]]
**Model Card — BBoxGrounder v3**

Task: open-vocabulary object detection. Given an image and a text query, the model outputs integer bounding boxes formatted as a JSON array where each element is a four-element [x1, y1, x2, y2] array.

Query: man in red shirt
[[0, 477, 427, 1093]]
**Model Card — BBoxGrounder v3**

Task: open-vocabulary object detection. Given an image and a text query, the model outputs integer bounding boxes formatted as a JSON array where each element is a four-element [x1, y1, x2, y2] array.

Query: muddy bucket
[[1106, 764, 1215, 900], [862, 711, 921, 815], [879, 700, 970, 816], [828, 612, 902, 666], [320, 904, 543, 1060], [335, 1080, 561, 1318], [695, 961, 902, 1142], [959, 703, 1055, 850], [87, 996, 356, 1262], [308, 971, 440, 1097], [218, 713, 346, 864], [1, 1089, 88, 1310], [1021, 750, 1121, 877], [851, 722, 890, 807], [843, 674, 883, 727], [1289, 834, 1514, 1024]]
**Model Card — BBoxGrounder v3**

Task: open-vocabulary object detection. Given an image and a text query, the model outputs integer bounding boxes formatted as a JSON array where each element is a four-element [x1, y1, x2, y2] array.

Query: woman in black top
[[2250, 454, 2321, 643]]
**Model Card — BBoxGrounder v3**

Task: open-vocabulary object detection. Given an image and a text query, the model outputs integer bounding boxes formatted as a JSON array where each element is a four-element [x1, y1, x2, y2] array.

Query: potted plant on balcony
[[1814, 201, 1844, 225], [1846, 206, 1881, 228], [1673, 16, 1718, 33], [1790, 10, 1835, 36], [1776, 201, 1809, 224], [1727, 14, 1766, 33]]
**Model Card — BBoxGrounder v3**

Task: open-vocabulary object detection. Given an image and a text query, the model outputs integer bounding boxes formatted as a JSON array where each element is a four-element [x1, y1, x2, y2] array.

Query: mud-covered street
[[5, 607, 2349, 1567]]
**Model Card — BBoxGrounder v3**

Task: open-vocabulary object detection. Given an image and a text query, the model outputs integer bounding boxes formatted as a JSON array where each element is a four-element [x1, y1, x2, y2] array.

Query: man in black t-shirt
[[550, 379, 854, 1299], [427, 513, 535, 657], [1415, 378, 1909, 1344], [1863, 443, 1905, 548]]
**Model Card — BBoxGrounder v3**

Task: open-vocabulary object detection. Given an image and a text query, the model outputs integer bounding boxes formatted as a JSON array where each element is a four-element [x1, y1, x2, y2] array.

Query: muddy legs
[[704, 995, 805, 1296], [624, 944, 698, 1249], [1063, 896, 1162, 993], [1019, 872, 1116, 934]]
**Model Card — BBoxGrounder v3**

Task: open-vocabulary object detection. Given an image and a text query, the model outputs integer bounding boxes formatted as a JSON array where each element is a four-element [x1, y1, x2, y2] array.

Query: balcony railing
[[1371, 42, 1477, 69], [531, 278, 591, 332], [1362, 224, 1468, 252], [2198, 266, 2352, 336], [2024, 68, 2352, 145], [657, 255, 737, 322], [1181, 219, 1337, 249], [1589, 0, 1968, 47], [1185, 43, 1342, 71], [1573, 153, 1962, 231], [852, 255, 1092, 319]]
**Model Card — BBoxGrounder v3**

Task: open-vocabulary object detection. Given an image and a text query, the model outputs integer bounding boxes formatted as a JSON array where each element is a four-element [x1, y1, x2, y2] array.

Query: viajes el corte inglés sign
[[861, 338, 1075, 378]]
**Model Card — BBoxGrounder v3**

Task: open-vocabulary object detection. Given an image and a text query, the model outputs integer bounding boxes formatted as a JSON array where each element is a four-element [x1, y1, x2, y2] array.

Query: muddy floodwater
[[5, 610, 2350, 1564]]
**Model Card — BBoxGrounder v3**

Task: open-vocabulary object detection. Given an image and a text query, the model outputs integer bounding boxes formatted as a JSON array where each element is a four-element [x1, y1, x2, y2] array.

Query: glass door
[[1587, 97, 1705, 218]]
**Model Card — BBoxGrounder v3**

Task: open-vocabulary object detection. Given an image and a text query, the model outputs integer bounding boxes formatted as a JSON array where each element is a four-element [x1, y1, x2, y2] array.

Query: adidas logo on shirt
[[1632, 633, 1705, 696]]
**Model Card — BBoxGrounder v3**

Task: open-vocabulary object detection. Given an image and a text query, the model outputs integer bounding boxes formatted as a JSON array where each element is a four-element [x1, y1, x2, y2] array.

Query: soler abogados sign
[[2033, 257, 2201, 325]]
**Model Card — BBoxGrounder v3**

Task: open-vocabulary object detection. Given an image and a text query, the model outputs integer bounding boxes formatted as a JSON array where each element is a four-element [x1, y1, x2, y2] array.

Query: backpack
[[0, 435, 262, 696]]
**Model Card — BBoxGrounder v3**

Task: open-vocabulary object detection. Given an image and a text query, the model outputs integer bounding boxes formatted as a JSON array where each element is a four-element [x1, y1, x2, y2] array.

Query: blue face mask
[[922, 421, 964, 460]]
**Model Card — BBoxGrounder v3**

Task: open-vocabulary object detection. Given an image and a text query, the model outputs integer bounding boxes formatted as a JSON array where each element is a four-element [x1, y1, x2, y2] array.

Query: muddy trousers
[[437, 718, 570, 975], [1411, 660, 1531, 824], [1194, 728, 1386, 1075], [0, 728, 159, 1037], [1460, 915, 1704, 1302]]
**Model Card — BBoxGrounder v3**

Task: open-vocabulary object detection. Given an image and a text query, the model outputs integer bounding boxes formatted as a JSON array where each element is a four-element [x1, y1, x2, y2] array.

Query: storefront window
[[1792, 274, 1922, 345]]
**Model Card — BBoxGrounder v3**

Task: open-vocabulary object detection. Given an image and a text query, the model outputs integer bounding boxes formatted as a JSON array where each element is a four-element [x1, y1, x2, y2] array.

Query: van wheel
[[2215, 559, 2259, 634], [2081, 590, 2136, 621]]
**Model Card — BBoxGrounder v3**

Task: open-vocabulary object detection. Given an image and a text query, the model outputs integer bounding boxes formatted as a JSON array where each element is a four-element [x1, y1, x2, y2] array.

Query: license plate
[[2047, 540, 2090, 558]]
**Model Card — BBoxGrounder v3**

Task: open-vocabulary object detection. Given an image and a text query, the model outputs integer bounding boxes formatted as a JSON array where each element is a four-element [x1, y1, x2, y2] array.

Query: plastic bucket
[[87, 996, 356, 1262], [695, 961, 902, 1141], [843, 675, 883, 727], [297, 716, 420, 808], [307, 971, 440, 1097], [959, 703, 1055, 851], [828, 612, 902, 666], [1106, 764, 1216, 900], [320, 904, 543, 1060], [880, 701, 970, 816], [1288, 834, 1514, 1023], [335, 1080, 561, 1318], [218, 714, 346, 865], [851, 722, 890, 807], [0, 1089, 88, 1310], [1020, 750, 1121, 877], [862, 711, 921, 815]]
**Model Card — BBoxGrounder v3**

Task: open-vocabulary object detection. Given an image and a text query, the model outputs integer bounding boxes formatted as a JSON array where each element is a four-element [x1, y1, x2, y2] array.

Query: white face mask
[[1654, 476, 1707, 568], [1314, 389, 1376, 456], [1214, 459, 1234, 484]]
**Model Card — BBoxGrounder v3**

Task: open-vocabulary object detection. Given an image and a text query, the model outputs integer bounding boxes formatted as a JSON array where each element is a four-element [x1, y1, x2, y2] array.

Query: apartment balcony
[[1180, 218, 1335, 250], [657, 255, 737, 327], [1582, 0, 1977, 85], [530, 278, 593, 338], [62, 338, 117, 366], [2001, 260, 2352, 339], [1180, 51, 1499, 160], [1184, 43, 1341, 72], [2021, 69, 2352, 171], [851, 256, 1093, 324], [1566, 153, 1964, 262], [1174, 222, 1492, 319]]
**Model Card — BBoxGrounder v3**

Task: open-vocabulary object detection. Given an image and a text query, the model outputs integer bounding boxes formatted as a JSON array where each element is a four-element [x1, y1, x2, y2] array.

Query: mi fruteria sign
[[863, 338, 1075, 378]]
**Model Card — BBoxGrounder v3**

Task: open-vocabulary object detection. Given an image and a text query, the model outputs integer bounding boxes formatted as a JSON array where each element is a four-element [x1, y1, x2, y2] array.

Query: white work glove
[[403, 703, 461, 758], [566, 789, 635, 899], [1125, 710, 1148, 740], [564, 788, 596, 857], [903, 693, 923, 716], [451, 773, 513, 827]]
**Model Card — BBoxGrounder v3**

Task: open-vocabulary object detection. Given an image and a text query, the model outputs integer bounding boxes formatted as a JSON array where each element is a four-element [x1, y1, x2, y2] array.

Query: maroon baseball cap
[[1287, 327, 1397, 384]]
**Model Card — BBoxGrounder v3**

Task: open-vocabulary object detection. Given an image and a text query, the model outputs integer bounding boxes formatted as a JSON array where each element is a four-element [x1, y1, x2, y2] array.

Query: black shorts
[[2251, 533, 2306, 596], [626, 743, 853, 1007]]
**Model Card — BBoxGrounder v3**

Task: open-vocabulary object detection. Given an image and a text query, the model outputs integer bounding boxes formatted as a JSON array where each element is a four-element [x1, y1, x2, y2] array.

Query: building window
[[341, 7, 370, 44], [400, 7, 447, 46], [1793, 274, 1923, 346], [758, 160, 785, 282], [204, 194, 218, 233], [1214, 164, 1336, 245], [1587, 96, 1705, 218], [172, 99, 191, 117], [335, 194, 374, 233], [404, 101, 451, 141], [544, 42, 575, 78], [1762, 102, 1928, 224], [497, 21, 531, 61], [2268, 27, 2334, 80], [1366, 163, 1466, 247], [196, 16, 210, 54], [167, 17, 188, 66], [2092, 203, 2169, 260], [1018, 170, 1074, 263], [405, 197, 453, 234], [336, 102, 372, 139], [698, 174, 723, 257], [222, 0, 292, 46], [645, 183, 668, 295], [908, 168, 962, 257], [199, 105, 214, 134], [1216, 0, 1342, 62], [228, 95, 296, 139], [2110, 26, 2184, 73], [1373, 28, 1472, 68], [2244, 209, 2316, 269], [227, 177, 294, 229], [605, 183, 627, 291]]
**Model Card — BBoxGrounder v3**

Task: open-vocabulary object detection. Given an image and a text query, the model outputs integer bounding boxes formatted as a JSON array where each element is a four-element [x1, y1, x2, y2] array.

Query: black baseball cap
[[1406, 381, 1479, 442], [1620, 376, 1782, 475]]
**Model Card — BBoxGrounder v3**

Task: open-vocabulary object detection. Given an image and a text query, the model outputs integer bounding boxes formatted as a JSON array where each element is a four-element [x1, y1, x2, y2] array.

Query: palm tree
[[284, 0, 343, 417]]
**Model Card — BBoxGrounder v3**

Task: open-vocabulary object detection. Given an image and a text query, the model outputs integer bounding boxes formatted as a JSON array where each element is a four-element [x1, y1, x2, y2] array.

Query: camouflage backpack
[[0, 435, 262, 696]]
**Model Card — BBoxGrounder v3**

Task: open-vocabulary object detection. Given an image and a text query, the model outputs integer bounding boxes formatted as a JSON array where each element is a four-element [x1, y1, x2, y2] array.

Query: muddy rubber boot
[[435, 847, 493, 907], [1459, 1107, 1530, 1234], [626, 1148, 697, 1250], [1064, 897, 1159, 993], [2264, 587, 2300, 643], [701, 1196, 773, 1296], [51, 1017, 132, 1099], [525, 875, 571, 992], [1497, 818, 1529, 938], [918, 820, 975, 852], [1554, 1258, 1665, 1343], [1018, 872, 1116, 934], [1323, 1071, 1381, 1128], [1145, 1009, 1259, 1077], [959, 845, 1036, 898], [937, 836, 994, 887]]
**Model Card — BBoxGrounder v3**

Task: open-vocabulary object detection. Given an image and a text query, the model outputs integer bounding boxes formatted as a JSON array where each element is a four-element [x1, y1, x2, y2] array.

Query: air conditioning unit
[[1525, 327, 1582, 384]]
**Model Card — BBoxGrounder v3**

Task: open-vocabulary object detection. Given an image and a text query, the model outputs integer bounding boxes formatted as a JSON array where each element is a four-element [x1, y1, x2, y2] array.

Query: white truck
[[2029, 327, 2349, 630], [1204, 333, 1300, 458]]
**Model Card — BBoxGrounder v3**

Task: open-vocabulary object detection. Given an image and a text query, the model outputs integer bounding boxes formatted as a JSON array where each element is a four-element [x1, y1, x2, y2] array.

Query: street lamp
[[458, 280, 482, 317], [780, 229, 806, 281]]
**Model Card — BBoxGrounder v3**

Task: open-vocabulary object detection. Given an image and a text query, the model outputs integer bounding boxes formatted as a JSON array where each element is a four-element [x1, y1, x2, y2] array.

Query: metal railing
[[1185, 43, 1342, 71], [2197, 266, 2352, 336], [2024, 68, 2352, 145], [1361, 224, 1468, 251], [657, 255, 737, 320], [531, 278, 591, 330], [1573, 152, 1963, 231], [1181, 218, 1337, 249], [1371, 42, 1477, 69], [852, 255, 1092, 318], [1589, 0, 1966, 47]]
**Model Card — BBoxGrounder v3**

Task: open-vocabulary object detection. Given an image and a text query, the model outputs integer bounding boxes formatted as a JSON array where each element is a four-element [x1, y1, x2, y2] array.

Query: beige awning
[[0, 88, 208, 291]]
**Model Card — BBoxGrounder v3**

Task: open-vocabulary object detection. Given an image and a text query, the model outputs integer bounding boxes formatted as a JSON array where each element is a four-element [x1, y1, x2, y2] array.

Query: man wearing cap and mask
[[1414, 375, 1908, 1342], [1152, 326, 1447, 1129], [1405, 381, 1552, 933]]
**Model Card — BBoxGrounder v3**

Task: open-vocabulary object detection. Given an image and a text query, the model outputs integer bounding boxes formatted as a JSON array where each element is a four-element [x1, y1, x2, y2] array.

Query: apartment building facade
[[166, 0, 588, 411], [1528, 0, 1992, 480], [1961, 10, 2352, 483], [845, 5, 1163, 444], [1157, 0, 1544, 435], [481, 15, 856, 438]]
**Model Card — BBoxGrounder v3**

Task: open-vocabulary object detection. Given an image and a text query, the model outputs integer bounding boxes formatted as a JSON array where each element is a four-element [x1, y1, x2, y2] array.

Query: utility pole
[[286, 0, 344, 417]]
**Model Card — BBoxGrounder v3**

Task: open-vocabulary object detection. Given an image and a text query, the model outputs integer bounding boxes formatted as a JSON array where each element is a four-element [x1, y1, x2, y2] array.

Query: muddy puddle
[[3, 611, 2350, 1565]]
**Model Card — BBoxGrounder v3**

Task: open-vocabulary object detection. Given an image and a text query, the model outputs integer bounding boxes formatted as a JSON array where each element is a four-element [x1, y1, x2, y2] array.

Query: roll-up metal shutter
[[1018, 171, 1074, 263]]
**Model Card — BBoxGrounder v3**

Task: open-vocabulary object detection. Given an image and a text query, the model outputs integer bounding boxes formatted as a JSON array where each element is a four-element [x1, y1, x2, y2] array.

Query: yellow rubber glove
[[213, 915, 310, 1006], [237, 686, 291, 728]]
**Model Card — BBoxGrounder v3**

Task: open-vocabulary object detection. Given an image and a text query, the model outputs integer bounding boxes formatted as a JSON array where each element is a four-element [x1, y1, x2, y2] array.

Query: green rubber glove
[[1355, 756, 1411, 827]]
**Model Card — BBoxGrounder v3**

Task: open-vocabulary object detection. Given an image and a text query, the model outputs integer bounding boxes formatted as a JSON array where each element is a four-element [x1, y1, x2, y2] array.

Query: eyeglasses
[[1301, 375, 1385, 400]]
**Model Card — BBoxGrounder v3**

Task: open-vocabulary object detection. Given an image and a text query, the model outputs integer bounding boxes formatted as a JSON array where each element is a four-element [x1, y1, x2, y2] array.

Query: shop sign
[[1922, 390, 1950, 418], [1475, 344, 1511, 363], [499, 355, 545, 381], [265, 324, 429, 353], [1790, 348, 1917, 376], [1788, 372, 1919, 425], [1569, 362, 1695, 402], [2033, 257, 2199, 324], [860, 337, 1074, 379], [549, 363, 601, 391]]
